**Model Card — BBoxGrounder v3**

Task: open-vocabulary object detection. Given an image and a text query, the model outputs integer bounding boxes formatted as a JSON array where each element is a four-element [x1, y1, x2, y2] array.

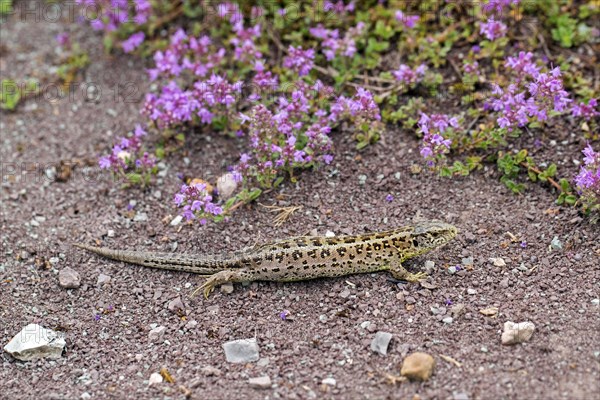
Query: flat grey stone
[[371, 331, 393, 356], [148, 326, 166, 342], [58, 267, 81, 289], [4, 324, 66, 361], [248, 375, 271, 389], [223, 338, 260, 363]]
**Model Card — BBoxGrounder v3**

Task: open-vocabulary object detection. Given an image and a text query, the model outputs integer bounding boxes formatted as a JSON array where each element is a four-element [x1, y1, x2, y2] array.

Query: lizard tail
[[73, 243, 228, 274]]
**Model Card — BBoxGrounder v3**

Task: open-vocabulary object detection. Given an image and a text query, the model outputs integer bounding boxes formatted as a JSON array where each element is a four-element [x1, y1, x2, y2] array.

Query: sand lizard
[[74, 221, 457, 298]]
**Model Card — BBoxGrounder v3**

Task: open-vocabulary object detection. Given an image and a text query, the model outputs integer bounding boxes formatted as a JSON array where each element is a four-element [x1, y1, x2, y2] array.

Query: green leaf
[[373, 20, 395, 39], [0, 0, 12, 15], [0, 79, 20, 110], [248, 188, 262, 201], [127, 173, 142, 185], [356, 141, 369, 150], [546, 163, 557, 177], [224, 197, 237, 209], [515, 149, 528, 163], [564, 195, 577, 205], [439, 166, 452, 177], [559, 178, 571, 193], [528, 170, 537, 182], [366, 37, 389, 53]]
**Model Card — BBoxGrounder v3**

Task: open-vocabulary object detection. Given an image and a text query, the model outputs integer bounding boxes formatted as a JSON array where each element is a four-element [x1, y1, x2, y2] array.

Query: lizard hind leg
[[389, 259, 427, 283], [194, 269, 249, 298]]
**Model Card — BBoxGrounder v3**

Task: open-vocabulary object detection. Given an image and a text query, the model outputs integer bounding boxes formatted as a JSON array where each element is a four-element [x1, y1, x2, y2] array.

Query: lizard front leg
[[389, 258, 427, 283]]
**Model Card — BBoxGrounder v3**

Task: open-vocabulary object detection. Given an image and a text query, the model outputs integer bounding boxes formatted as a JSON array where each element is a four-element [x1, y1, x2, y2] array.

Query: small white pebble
[[442, 317, 453, 324], [489, 257, 506, 267], [322, 377, 336, 386], [325, 230, 335, 237], [501, 321, 535, 345], [148, 372, 163, 386], [170, 215, 183, 226]]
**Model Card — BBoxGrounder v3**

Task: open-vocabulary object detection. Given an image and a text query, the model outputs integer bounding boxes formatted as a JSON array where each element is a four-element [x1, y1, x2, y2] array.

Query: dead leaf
[[189, 178, 213, 193], [160, 367, 175, 383], [381, 371, 406, 385], [505, 231, 519, 242], [479, 307, 499, 317], [419, 281, 438, 290]]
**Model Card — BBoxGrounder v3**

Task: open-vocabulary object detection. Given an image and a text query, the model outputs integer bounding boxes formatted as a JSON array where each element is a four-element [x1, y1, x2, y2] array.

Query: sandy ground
[[1, 6, 599, 400]]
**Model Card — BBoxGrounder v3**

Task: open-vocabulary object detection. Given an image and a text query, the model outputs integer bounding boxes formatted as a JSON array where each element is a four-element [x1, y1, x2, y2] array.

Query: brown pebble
[[400, 352, 435, 381]]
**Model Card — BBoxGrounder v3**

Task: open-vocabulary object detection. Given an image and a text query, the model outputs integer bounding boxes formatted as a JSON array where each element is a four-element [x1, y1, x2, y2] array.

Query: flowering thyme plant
[[65, 0, 599, 222], [574, 144, 600, 216], [98, 125, 157, 187]]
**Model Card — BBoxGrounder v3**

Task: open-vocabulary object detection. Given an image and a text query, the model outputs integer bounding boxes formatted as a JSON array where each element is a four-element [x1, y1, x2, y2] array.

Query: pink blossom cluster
[[309, 22, 365, 60], [142, 76, 243, 128], [480, 18, 507, 41], [146, 29, 225, 80], [234, 83, 380, 184], [418, 113, 458, 165], [572, 98, 599, 121], [575, 144, 600, 196], [76, 0, 151, 32], [324, 1, 355, 15], [393, 64, 427, 85], [98, 124, 156, 172], [483, 0, 521, 14], [395, 10, 420, 29], [283, 46, 315, 77], [174, 181, 223, 223], [486, 52, 571, 130]]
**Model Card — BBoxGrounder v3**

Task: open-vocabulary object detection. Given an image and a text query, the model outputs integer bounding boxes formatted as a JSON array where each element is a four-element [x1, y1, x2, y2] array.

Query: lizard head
[[409, 220, 458, 255]]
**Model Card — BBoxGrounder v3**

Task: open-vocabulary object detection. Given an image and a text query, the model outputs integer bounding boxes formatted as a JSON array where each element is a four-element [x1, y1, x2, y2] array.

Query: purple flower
[[283, 46, 315, 76], [122, 32, 145, 53], [173, 180, 224, 224], [484, 0, 521, 14], [463, 61, 479, 75], [480, 18, 507, 41], [93, 314, 101, 322], [520, 241, 527, 248], [386, 194, 394, 202], [99, 156, 111, 169], [395, 10, 420, 29], [279, 310, 290, 320], [56, 32, 70, 49], [571, 98, 599, 120], [575, 144, 600, 195], [393, 64, 427, 85], [310, 22, 365, 60], [417, 113, 458, 165], [487, 57, 571, 130], [444, 299, 453, 306]]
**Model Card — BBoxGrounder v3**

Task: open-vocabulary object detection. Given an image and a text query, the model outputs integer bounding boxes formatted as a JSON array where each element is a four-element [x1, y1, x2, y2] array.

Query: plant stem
[[520, 162, 563, 192]]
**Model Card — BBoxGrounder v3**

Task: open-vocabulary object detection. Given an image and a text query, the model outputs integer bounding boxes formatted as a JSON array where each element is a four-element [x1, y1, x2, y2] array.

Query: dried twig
[[439, 354, 463, 368], [259, 203, 303, 226], [520, 162, 562, 192]]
